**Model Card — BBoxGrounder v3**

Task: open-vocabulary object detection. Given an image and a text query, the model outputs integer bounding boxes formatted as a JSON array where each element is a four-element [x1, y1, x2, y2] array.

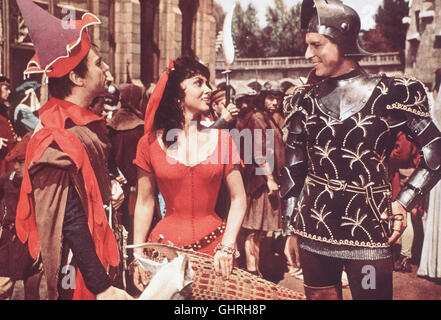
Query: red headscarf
[[144, 59, 174, 134]]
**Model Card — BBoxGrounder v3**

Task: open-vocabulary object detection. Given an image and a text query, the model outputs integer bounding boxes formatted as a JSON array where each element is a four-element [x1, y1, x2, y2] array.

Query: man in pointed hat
[[280, 0, 441, 299], [14, 0, 130, 300]]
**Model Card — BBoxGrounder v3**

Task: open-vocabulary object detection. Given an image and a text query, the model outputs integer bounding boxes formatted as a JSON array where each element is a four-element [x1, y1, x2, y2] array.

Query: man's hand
[[221, 104, 239, 123], [381, 201, 407, 245], [0, 137, 8, 150], [267, 178, 279, 197], [111, 179, 125, 210], [96, 286, 133, 300]]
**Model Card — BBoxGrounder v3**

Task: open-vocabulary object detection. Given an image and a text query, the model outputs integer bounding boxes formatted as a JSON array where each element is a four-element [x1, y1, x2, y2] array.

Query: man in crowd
[[0, 135, 43, 300], [0, 76, 18, 176], [15, 0, 131, 300], [281, 0, 441, 299]]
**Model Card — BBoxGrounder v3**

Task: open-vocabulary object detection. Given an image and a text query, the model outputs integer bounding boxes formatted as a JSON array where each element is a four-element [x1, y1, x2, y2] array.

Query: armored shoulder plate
[[314, 71, 383, 121]]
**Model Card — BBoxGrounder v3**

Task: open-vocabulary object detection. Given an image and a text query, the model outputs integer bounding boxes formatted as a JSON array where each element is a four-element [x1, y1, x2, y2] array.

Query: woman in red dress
[[132, 57, 246, 291]]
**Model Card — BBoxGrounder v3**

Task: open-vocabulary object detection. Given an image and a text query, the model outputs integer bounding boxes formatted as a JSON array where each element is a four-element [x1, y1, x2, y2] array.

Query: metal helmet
[[301, 0, 372, 57]]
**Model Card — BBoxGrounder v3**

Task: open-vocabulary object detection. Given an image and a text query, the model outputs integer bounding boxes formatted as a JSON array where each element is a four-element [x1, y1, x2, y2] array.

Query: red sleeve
[[133, 134, 153, 173]]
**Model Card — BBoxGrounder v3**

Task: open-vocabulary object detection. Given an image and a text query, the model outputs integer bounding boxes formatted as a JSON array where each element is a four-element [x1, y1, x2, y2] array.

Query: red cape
[[16, 98, 119, 300]]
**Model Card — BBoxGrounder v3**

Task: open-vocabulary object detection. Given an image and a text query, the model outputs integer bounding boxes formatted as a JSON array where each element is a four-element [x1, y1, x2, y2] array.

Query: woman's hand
[[381, 201, 407, 245], [214, 244, 236, 280], [132, 252, 150, 292]]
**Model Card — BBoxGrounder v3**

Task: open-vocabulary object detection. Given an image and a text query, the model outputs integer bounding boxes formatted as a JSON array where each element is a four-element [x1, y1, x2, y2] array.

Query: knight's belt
[[307, 174, 391, 196], [307, 173, 392, 228]]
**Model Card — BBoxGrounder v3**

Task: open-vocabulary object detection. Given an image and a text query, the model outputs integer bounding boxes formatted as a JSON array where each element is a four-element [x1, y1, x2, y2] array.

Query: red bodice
[[134, 129, 240, 255]]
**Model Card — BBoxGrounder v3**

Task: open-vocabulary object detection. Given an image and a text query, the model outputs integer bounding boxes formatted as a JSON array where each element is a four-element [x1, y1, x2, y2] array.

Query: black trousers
[[299, 248, 393, 300]]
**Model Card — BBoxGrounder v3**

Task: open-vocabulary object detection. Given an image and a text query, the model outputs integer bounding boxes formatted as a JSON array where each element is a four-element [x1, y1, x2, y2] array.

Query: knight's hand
[[381, 201, 407, 245]]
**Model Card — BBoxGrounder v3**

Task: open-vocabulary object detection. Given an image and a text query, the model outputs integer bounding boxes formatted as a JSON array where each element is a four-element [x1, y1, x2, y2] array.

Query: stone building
[[0, 0, 217, 98], [404, 0, 441, 90]]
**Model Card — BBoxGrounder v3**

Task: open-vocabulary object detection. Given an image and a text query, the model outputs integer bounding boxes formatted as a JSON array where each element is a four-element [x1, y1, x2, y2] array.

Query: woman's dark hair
[[48, 51, 89, 99], [153, 56, 210, 147]]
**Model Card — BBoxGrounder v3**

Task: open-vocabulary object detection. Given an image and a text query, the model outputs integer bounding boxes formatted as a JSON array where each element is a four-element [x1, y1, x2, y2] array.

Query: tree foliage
[[366, 0, 409, 52], [361, 28, 394, 53], [225, 0, 305, 58], [263, 0, 305, 57], [217, 0, 407, 57], [231, 3, 264, 58]]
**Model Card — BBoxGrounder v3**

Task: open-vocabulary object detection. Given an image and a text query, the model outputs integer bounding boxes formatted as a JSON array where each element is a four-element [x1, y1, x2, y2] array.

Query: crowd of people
[[1, 0, 441, 300]]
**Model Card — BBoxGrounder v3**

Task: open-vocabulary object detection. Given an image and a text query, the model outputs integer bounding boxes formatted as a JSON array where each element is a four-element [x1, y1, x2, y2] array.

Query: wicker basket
[[135, 243, 306, 300]]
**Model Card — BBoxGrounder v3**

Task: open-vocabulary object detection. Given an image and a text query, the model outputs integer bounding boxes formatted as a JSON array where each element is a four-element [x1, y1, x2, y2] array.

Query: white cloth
[[417, 91, 441, 279], [417, 181, 441, 278]]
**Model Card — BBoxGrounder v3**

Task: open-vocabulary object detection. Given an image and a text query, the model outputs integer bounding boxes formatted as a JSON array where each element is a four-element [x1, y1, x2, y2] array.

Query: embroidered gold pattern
[[342, 143, 372, 180], [314, 141, 339, 179], [284, 74, 430, 249], [289, 226, 389, 248], [316, 116, 341, 144], [394, 77, 418, 103], [310, 205, 334, 239], [341, 208, 373, 242], [386, 103, 430, 117], [343, 113, 376, 146]]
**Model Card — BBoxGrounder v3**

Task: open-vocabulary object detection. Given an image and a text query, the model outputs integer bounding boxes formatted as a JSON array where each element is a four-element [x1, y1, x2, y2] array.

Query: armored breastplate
[[314, 69, 382, 121]]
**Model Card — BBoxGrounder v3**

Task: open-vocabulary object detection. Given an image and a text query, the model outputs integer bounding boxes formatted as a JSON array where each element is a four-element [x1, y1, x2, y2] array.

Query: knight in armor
[[280, 0, 441, 300]]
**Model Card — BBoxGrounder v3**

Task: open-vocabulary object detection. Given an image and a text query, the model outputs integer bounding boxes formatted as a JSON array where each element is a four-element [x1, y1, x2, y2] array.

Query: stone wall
[[114, 0, 142, 84], [0, 0, 3, 76], [404, 0, 441, 88], [0, 0, 217, 87], [194, 0, 217, 82], [157, 0, 182, 76]]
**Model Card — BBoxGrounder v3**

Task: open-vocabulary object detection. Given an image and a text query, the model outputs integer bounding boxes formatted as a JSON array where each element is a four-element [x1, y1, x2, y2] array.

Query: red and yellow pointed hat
[[16, 0, 101, 79]]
